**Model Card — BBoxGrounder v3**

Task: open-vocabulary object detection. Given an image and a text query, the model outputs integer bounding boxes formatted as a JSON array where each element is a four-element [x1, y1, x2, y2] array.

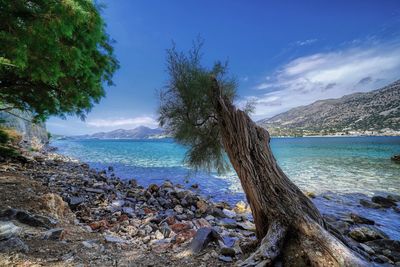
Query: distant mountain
[[74, 126, 166, 140], [258, 80, 400, 136]]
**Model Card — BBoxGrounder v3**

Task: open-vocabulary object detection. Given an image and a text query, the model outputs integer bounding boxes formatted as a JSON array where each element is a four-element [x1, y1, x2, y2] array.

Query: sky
[[47, 0, 400, 135]]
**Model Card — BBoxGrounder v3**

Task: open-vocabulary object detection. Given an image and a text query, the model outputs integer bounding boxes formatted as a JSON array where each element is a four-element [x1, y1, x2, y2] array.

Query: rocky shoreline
[[0, 146, 399, 266]]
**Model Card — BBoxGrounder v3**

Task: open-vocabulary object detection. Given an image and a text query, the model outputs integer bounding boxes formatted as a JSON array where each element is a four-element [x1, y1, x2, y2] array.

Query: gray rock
[[15, 210, 54, 228], [371, 196, 397, 208], [122, 207, 135, 218], [360, 199, 381, 209], [85, 188, 105, 194], [220, 247, 236, 257], [365, 239, 400, 262], [104, 235, 127, 243], [43, 228, 64, 240], [0, 221, 21, 240], [160, 223, 171, 238], [349, 226, 388, 242], [218, 218, 237, 229], [236, 221, 256, 231], [68, 196, 85, 210], [219, 255, 233, 262], [349, 213, 375, 225], [222, 209, 236, 218], [387, 194, 400, 202], [188, 227, 221, 254], [0, 237, 29, 253]]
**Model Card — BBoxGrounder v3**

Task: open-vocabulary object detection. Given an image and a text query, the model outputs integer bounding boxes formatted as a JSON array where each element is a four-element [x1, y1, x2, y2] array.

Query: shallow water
[[52, 136, 400, 239]]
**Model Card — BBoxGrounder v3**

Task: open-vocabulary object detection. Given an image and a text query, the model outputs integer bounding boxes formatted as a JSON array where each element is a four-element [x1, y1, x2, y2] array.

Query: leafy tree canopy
[[0, 0, 119, 121], [159, 41, 240, 174]]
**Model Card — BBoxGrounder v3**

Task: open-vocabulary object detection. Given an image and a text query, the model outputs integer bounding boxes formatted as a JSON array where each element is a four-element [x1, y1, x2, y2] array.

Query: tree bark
[[211, 78, 369, 266]]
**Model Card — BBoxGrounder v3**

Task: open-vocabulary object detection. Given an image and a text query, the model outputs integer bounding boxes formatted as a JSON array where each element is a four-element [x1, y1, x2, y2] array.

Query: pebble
[[0, 221, 20, 240]]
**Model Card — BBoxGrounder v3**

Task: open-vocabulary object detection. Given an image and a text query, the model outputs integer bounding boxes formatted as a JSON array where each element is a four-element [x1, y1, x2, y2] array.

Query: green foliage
[[158, 41, 236, 174], [0, 0, 119, 121], [47, 131, 52, 140]]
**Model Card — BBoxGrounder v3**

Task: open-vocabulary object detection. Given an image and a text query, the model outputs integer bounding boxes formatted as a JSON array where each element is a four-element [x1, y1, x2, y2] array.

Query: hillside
[[73, 126, 165, 139], [258, 80, 400, 136]]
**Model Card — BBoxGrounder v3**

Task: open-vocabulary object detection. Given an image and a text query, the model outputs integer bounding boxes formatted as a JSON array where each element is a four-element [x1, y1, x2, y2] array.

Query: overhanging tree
[[158, 42, 368, 266], [0, 0, 119, 120]]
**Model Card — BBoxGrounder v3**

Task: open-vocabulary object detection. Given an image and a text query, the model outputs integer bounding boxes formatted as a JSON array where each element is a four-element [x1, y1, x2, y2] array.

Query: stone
[[148, 184, 159, 193], [193, 218, 211, 229], [349, 226, 388, 242], [85, 188, 105, 194], [218, 218, 237, 229], [174, 229, 196, 244], [220, 247, 236, 257], [104, 235, 127, 243], [196, 200, 208, 213], [160, 223, 172, 238], [222, 209, 236, 218], [0, 221, 20, 240], [387, 194, 400, 202], [0, 237, 29, 253], [349, 213, 375, 225], [68, 196, 85, 210], [43, 228, 64, 240], [359, 243, 375, 255], [188, 228, 220, 254], [15, 210, 53, 228], [122, 207, 135, 218], [305, 191, 316, 198], [391, 154, 400, 163], [365, 239, 400, 262], [360, 199, 381, 209], [219, 255, 233, 262], [174, 205, 184, 214], [170, 223, 191, 233], [236, 221, 256, 231], [234, 201, 248, 214], [154, 230, 164, 240], [371, 196, 397, 208], [38, 193, 70, 219]]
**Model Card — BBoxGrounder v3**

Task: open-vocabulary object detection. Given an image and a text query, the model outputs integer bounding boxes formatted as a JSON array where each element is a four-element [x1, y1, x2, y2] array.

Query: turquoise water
[[52, 136, 400, 239]]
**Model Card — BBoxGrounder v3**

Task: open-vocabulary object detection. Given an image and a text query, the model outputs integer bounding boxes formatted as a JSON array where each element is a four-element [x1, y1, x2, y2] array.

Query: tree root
[[238, 221, 288, 267]]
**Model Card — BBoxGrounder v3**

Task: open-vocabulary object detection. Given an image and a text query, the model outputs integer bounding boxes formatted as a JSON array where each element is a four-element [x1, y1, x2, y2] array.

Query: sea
[[51, 136, 400, 239]]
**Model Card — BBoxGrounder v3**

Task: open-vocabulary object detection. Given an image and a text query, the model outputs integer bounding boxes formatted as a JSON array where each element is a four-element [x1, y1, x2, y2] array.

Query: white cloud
[[87, 116, 158, 128], [249, 42, 400, 120], [295, 39, 318, 46]]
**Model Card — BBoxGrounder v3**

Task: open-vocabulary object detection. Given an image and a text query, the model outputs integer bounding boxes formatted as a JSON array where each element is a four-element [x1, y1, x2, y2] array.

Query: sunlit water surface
[[52, 137, 400, 239]]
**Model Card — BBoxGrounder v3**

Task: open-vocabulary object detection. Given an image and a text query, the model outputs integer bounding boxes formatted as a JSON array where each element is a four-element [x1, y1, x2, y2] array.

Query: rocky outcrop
[[0, 109, 48, 146], [258, 80, 400, 136]]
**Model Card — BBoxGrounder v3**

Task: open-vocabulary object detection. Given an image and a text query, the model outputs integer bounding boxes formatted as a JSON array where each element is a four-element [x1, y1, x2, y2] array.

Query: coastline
[[0, 145, 399, 266]]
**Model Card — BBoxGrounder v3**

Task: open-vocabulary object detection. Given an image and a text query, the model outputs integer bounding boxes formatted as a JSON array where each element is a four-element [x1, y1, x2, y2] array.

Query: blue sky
[[48, 0, 400, 135]]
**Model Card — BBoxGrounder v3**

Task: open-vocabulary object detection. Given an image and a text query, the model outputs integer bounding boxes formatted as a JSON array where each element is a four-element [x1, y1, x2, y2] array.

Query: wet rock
[[305, 191, 316, 199], [188, 227, 220, 254], [191, 183, 199, 189], [219, 255, 233, 262], [359, 243, 375, 255], [328, 220, 351, 235], [43, 228, 64, 240], [349, 226, 388, 242], [0, 221, 20, 240], [365, 239, 400, 262], [360, 199, 381, 209], [222, 209, 236, 218], [387, 194, 400, 202], [350, 213, 375, 225], [0, 237, 29, 253], [391, 154, 400, 163], [147, 184, 159, 193], [220, 247, 236, 257], [371, 196, 397, 208]]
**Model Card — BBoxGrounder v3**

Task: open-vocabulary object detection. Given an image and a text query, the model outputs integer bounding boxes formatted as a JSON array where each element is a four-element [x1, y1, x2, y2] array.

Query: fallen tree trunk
[[211, 78, 369, 266]]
